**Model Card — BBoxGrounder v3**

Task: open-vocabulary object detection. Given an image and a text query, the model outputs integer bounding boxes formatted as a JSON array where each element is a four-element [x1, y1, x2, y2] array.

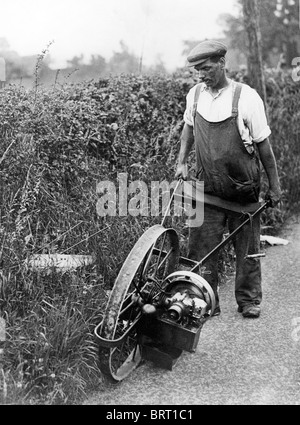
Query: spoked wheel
[[95, 224, 180, 382]]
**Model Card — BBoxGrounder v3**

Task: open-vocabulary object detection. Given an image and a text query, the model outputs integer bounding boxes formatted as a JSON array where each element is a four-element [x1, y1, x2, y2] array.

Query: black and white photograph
[[0, 0, 299, 409]]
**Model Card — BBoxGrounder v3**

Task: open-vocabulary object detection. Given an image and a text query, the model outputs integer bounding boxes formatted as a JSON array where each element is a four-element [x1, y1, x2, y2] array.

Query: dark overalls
[[188, 82, 262, 308]]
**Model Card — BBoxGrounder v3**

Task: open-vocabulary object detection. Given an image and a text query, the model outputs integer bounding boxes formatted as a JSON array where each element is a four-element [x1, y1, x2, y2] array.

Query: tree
[[218, 0, 300, 67], [217, 9, 247, 55], [89, 54, 107, 73], [242, 0, 267, 104], [67, 54, 84, 68], [108, 41, 140, 74], [269, 0, 300, 65]]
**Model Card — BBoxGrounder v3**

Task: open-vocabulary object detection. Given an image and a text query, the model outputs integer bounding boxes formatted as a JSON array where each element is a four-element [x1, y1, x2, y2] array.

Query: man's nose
[[198, 70, 207, 79]]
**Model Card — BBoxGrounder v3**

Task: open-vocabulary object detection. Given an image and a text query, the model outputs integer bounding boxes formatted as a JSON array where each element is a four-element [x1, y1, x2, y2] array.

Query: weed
[[0, 66, 299, 404]]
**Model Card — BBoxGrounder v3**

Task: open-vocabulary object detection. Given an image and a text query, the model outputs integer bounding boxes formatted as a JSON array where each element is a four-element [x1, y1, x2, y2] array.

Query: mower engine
[[136, 271, 216, 370], [162, 289, 209, 324]]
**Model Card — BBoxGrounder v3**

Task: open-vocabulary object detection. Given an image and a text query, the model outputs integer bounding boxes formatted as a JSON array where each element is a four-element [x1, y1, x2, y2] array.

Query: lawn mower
[[94, 179, 268, 382]]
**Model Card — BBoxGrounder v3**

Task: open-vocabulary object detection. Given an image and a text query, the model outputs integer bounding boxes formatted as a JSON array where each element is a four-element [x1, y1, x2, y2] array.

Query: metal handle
[[160, 179, 182, 227], [190, 202, 269, 273], [245, 253, 266, 259]]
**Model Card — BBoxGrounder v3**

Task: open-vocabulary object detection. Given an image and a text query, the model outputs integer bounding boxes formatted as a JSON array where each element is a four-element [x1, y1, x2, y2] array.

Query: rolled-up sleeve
[[183, 88, 195, 127], [243, 88, 271, 143]]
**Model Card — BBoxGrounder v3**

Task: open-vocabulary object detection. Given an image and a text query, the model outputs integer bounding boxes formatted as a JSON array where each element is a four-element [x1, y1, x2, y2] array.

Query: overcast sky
[[0, 0, 239, 70]]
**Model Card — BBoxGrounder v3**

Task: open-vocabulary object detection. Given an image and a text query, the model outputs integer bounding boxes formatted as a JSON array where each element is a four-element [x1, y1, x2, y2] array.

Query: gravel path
[[85, 216, 300, 405]]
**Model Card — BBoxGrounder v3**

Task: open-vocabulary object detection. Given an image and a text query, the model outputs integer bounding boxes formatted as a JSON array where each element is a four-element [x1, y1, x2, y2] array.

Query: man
[[175, 40, 281, 318]]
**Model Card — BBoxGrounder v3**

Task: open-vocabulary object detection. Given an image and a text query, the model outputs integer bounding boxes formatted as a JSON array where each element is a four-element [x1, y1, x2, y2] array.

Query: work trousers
[[188, 204, 262, 308]]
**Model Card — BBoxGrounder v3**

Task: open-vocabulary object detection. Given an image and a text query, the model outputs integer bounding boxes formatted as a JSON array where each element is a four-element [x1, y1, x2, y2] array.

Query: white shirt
[[184, 79, 271, 146]]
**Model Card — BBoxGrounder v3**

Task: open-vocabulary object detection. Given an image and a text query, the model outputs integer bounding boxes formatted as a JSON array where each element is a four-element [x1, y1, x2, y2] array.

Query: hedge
[[0, 69, 299, 403]]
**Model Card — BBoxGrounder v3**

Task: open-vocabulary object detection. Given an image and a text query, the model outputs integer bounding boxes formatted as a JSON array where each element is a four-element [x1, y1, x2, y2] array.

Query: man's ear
[[220, 57, 226, 69]]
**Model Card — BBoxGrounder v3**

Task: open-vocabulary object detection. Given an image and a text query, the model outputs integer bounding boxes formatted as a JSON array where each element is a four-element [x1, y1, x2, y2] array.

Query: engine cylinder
[[167, 301, 187, 322]]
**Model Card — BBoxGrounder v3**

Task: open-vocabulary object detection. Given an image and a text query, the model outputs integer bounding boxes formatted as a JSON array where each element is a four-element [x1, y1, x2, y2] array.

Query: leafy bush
[[0, 68, 299, 404], [265, 70, 300, 216], [0, 74, 187, 404]]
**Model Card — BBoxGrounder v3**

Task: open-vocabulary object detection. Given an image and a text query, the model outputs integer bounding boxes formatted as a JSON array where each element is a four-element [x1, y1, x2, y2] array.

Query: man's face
[[194, 58, 224, 88]]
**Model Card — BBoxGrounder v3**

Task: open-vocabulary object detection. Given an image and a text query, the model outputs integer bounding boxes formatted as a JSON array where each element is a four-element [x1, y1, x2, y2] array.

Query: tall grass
[[0, 67, 299, 404]]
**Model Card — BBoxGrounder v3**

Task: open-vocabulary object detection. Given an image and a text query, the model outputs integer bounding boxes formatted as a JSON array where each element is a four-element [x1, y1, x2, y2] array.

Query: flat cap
[[187, 40, 227, 67]]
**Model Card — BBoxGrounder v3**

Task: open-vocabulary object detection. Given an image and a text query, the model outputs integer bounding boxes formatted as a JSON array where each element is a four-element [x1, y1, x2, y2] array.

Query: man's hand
[[257, 139, 282, 208], [175, 163, 188, 180], [175, 124, 194, 181], [265, 188, 282, 208]]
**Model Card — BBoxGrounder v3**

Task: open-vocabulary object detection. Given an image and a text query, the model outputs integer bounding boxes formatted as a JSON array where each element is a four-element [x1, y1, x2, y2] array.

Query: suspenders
[[231, 83, 243, 117], [192, 82, 243, 122], [192, 83, 202, 121]]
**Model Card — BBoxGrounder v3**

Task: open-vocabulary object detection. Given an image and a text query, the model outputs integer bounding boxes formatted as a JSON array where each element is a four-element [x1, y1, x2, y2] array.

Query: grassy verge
[[0, 69, 299, 404]]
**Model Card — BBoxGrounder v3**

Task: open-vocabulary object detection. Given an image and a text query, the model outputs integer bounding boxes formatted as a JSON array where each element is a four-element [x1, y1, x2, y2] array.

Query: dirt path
[[85, 216, 300, 405]]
